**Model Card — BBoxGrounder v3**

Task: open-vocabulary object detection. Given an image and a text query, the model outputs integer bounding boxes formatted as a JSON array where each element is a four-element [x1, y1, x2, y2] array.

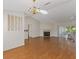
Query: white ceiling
[[4, 0, 76, 23]]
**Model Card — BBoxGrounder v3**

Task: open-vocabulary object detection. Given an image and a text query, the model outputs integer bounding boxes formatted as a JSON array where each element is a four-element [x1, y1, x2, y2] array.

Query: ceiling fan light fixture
[[33, 0, 36, 2], [31, 7, 39, 14], [26, 0, 48, 15], [40, 10, 48, 14]]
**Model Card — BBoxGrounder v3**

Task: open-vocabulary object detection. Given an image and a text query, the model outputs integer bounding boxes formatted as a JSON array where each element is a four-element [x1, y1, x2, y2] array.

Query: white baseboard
[[3, 42, 24, 51]]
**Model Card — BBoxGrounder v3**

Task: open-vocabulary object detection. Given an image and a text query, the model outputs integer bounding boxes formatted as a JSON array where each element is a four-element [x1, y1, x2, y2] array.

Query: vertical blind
[[8, 14, 23, 31]]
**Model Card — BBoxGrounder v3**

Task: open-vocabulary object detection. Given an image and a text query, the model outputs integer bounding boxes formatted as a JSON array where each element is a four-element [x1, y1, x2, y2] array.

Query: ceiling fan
[[24, 0, 71, 15], [25, 0, 49, 15]]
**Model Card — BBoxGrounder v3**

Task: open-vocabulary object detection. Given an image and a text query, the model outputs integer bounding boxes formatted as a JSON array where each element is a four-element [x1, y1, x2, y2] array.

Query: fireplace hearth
[[44, 32, 50, 37]]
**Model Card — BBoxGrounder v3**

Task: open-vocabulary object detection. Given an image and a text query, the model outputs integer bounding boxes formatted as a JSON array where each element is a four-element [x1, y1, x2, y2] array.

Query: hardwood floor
[[3, 37, 76, 59]]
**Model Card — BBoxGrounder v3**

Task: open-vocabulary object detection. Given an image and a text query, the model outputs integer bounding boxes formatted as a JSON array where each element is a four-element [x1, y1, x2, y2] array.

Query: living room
[[3, 0, 76, 59]]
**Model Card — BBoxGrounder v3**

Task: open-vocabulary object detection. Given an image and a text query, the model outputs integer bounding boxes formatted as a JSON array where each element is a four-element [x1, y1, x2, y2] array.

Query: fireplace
[[44, 32, 50, 37]]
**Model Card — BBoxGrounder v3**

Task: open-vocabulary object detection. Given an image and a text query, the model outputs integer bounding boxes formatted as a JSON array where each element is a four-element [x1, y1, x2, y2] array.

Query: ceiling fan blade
[[44, 2, 51, 6], [38, 1, 52, 8], [39, 10, 48, 14]]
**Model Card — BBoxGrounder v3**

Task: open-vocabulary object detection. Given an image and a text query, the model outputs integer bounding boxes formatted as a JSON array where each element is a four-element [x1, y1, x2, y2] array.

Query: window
[[8, 14, 23, 31]]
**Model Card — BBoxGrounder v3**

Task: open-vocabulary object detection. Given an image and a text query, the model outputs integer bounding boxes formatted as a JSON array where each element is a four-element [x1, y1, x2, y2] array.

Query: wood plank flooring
[[3, 37, 76, 59]]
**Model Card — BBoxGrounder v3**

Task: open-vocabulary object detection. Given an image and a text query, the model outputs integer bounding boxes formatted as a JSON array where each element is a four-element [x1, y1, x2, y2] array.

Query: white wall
[[3, 11, 24, 51], [40, 22, 58, 37], [3, 11, 40, 51], [24, 16, 40, 39], [40, 20, 76, 37], [57, 20, 76, 26]]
